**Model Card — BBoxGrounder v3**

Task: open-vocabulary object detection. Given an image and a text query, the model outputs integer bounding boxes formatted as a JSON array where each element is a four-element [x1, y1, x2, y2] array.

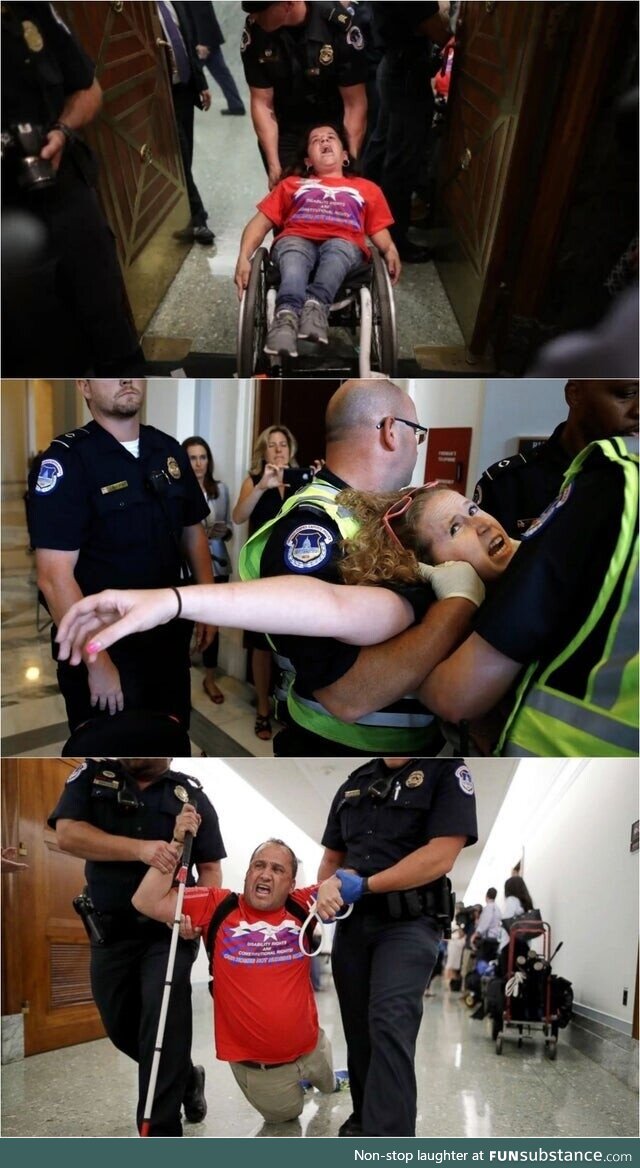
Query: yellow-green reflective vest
[[498, 437, 638, 758], [238, 479, 437, 753]]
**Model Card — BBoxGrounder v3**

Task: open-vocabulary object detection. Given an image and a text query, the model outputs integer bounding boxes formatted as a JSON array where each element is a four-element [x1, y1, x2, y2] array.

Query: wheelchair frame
[[237, 245, 398, 378]]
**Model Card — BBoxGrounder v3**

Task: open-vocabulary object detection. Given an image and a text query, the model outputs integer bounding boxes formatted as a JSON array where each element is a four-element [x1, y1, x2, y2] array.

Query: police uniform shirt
[[2, 2, 95, 128], [241, 2, 368, 130], [473, 424, 572, 538], [48, 760, 226, 913], [321, 758, 478, 877], [28, 422, 209, 596], [474, 463, 625, 696], [259, 468, 433, 694]]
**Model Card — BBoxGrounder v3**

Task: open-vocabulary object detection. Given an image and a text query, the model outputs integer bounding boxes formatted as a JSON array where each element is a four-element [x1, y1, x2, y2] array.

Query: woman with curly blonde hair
[[56, 484, 517, 664]]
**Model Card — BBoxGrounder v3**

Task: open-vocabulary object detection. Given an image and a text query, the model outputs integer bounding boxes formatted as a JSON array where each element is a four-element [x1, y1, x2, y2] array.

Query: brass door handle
[[460, 148, 472, 171], [156, 37, 170, 47], [140, 144, 153, 166]]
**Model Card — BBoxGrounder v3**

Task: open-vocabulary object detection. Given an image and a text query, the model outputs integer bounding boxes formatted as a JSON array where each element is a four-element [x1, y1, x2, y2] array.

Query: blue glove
[[335, 869, 365, 904]]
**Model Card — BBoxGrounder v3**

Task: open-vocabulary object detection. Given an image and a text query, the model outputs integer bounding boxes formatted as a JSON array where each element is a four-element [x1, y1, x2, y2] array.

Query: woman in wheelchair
[[234, 122, 401, 357], [56, 485, 518, 662]]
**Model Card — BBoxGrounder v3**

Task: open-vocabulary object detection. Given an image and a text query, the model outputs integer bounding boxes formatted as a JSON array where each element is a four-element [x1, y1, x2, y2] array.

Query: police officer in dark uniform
[[419, 436, 639, 756], [473, 379, 639, 536], [48, 756, 226, 1136], [316, 757, 478, 1136], [240, 0, 368, 184], [27, 378, 215, 736], [1, 2, 145, 375]]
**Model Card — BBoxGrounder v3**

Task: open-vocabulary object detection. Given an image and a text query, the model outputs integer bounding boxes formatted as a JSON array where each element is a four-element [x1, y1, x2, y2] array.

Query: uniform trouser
[[90, 931, 199, 1136], [363, 49, 433, 246], [331, 910, 440, 1136], [53, 620, 193, 733], [1, 175, 144, 376], [171, 83, 208, 225]]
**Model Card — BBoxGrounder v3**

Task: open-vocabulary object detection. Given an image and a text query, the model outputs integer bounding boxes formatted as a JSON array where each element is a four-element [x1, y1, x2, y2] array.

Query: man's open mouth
[[255, 881, 272, 896]]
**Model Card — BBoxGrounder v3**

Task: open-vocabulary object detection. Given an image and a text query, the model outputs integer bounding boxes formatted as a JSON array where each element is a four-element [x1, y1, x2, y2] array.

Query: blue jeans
[[271, 236, 363, 316], [202, 46, 245, 112]]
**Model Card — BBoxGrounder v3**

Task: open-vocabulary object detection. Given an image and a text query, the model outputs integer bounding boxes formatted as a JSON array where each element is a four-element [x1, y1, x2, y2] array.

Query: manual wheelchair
[[236, 244, 398, 378]]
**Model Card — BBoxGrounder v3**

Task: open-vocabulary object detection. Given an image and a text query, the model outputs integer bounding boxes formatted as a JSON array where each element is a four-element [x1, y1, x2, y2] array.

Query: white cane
[[140, 827, 194, 1138]]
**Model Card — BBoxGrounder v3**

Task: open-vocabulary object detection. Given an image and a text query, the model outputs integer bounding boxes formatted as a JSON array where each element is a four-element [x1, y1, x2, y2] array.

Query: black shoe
[[183, 1064, 207, 1123], [397, 241, 433, 263], [172, 224, 216, 244], [338, 1114, 363, 1137], [221, 108, 246, 116], [193, 225, 215, 245]]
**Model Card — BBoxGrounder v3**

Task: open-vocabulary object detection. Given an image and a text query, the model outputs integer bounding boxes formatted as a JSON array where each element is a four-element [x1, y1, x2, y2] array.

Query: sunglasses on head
[[381, 482, 442, 550]]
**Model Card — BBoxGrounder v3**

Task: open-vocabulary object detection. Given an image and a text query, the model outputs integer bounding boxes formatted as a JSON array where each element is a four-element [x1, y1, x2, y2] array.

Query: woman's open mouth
[[487, 534, 507, 558]]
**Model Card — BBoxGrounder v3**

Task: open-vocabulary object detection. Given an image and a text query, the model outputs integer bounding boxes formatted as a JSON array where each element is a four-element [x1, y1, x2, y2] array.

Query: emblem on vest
[[284, 524, 335, 571]]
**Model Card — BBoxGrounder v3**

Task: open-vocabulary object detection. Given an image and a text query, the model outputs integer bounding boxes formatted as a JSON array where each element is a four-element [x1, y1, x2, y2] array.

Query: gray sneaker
[[298, 299, 329, 344], [264, 310, 299, 357]]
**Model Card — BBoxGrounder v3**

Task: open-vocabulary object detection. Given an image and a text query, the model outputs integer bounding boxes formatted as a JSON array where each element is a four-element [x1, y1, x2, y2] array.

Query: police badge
[[319, 44, 334, 66]]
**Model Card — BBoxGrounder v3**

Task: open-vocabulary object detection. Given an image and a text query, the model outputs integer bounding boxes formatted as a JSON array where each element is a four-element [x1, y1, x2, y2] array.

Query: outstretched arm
[[55, 578, 416, 664]]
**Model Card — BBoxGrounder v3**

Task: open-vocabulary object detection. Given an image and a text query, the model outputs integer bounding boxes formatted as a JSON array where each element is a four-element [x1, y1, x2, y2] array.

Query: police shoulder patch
[[284, 524, 335, 572], [346, 24, 364, 49], [520, 483, 573, 541], [66, 762, 88, 784], [35, 458, 64, 495], [483, 453, 527, 482], [184, 776, 203, 790], [241, 26, 251, 53], [455, 765, 474, 796]]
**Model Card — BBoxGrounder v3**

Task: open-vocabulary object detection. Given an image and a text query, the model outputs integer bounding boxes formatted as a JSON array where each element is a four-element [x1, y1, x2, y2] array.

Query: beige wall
[[1, 380, 29, 501]]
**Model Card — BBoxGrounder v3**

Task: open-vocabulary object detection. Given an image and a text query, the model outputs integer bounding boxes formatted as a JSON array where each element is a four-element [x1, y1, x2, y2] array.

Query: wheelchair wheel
[[237, 247, 269, 377], [370, 247, 398, 376]]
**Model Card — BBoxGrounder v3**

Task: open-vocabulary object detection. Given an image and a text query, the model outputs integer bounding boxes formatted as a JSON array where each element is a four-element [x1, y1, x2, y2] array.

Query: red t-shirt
[[258, 175, 393, 258], [183, 884, 319, 1064]]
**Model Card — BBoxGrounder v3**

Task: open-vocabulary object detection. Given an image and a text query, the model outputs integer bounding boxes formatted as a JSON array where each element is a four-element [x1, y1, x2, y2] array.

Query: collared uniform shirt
[[48, 760, 226, 912], [321, 757, 478, 877]]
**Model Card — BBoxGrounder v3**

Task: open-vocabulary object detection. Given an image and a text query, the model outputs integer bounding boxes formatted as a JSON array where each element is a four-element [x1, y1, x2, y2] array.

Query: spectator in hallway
[[156, 2, 215, 244], [185, 2, 246, 115]]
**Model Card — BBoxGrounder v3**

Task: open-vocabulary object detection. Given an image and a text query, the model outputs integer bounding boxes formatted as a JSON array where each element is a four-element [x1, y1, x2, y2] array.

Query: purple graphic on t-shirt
[[290, 179, 366, 232], [220, 918, 306, 966]]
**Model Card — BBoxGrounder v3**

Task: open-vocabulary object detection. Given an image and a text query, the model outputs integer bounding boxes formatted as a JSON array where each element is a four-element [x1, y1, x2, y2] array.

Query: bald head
[[324, 379, 421, 491], [326, 379, 413, 442]]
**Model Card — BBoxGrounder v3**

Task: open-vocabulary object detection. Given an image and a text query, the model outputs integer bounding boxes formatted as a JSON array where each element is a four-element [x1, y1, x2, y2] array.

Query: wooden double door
[[2, 759, 104, 1055], [59, 2, 191, 332]]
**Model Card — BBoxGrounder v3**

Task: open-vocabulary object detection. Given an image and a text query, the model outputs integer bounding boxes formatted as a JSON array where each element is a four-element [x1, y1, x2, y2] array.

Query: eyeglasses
[[381, 482, 442, 550], [376, 417, 428, 445]]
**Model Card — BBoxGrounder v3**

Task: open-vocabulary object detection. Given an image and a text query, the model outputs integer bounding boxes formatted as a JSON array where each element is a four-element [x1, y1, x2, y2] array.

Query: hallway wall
[[476, 378, 566, 474], [524, 758, 638, 1031]]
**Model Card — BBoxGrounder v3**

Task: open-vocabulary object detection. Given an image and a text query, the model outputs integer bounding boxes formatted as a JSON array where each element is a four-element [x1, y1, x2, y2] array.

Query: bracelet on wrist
[[170, 586, 182, 619]]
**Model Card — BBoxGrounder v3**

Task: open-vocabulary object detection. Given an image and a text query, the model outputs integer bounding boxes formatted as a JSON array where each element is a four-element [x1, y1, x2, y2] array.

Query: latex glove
[[335, 868, 365, 904], [418, 561, 485, 608]]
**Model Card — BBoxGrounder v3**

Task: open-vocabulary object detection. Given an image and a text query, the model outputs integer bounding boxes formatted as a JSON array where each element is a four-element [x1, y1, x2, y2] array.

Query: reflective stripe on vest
[[287, 687, 438, 754], [498, 437, 639, 758], [238, 479, 433, 751]]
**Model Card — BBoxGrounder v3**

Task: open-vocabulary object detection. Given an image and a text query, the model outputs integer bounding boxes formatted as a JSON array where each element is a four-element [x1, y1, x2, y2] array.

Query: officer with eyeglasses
[[48, 757, 226, 1136], [316, 756, 478, 1136], [239, 378, 478, 757]]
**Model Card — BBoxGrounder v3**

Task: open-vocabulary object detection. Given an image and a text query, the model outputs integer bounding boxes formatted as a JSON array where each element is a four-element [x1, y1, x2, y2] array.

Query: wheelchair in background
[[237, 245, 398, 378]]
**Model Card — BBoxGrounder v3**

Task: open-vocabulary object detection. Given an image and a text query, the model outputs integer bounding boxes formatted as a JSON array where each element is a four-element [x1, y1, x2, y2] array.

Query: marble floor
[[2, 976, 637, 1139], [0, 501, 277, 759], [143, 5, 464, 366]]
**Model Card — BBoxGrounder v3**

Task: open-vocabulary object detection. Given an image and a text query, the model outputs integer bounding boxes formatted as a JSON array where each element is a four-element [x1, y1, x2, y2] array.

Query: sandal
[[203, 679, 224, 705], [254, 714, 272, 741]]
